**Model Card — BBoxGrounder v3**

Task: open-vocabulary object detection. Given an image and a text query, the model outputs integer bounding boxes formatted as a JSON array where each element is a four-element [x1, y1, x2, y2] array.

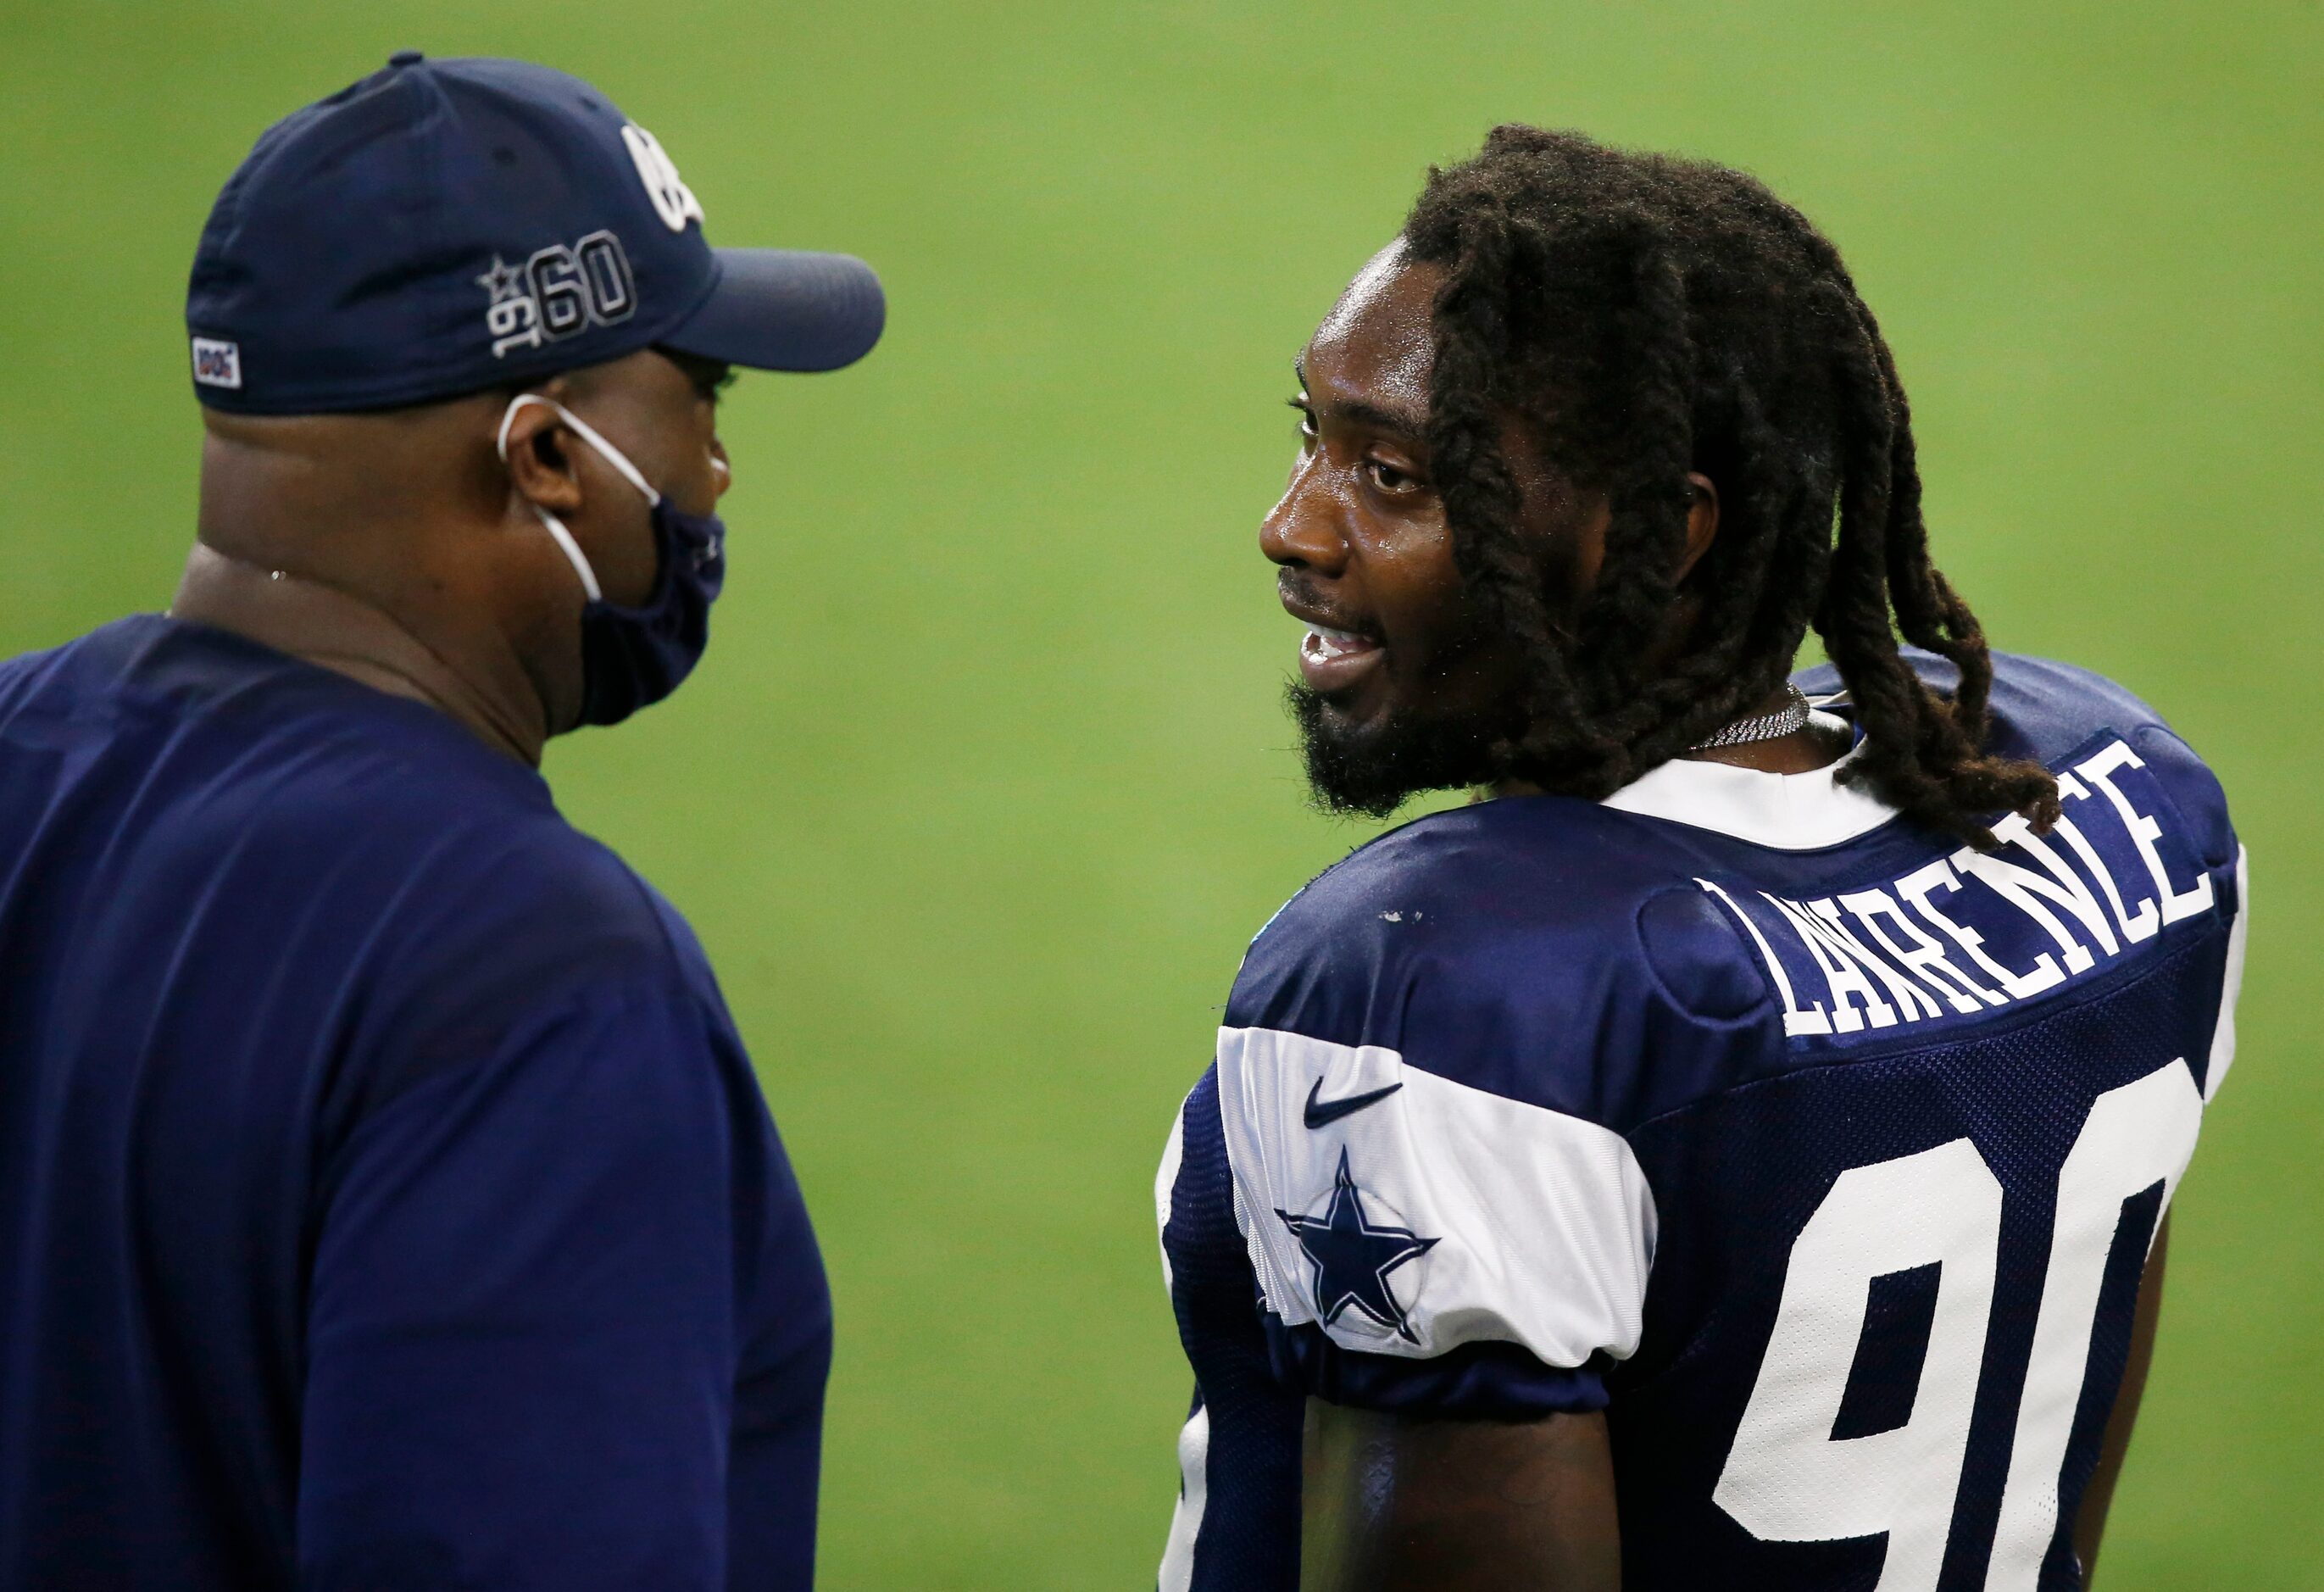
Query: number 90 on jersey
[[1713, 1059, 2203, 1591]]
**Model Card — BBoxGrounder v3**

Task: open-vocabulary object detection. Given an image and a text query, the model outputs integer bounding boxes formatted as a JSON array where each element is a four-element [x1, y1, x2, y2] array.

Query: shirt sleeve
[[1214, 1023, 1658, 1417], [297, 977, 746, 1591]]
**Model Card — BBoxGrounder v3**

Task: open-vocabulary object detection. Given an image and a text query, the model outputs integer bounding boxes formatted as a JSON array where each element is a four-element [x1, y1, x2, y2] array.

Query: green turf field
[[3, 3, 2317, 1584]]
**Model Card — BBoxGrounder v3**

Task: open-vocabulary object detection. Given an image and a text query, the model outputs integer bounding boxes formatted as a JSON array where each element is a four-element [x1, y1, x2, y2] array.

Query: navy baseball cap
[[186, 53, 884, 413]]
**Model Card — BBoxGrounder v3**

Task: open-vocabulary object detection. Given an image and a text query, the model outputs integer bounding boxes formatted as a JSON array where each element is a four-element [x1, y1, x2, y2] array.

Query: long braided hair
[[1403, 125, 2059, 847]]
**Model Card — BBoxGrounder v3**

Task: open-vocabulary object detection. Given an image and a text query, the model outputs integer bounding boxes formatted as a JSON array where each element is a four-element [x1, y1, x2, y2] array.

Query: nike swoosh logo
[[1303, 1077, 1404, 1128]]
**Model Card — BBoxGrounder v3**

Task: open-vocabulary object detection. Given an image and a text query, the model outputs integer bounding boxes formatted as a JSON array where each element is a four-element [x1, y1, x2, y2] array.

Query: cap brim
[[661, 248, 885, 373]]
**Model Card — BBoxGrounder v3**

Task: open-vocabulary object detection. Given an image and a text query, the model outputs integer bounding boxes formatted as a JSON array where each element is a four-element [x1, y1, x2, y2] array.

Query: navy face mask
[[497, 394, 726, 727]]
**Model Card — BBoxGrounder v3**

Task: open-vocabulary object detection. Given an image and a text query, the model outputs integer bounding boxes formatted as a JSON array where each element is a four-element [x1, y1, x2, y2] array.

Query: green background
[[3, 2, 2316, 1584]]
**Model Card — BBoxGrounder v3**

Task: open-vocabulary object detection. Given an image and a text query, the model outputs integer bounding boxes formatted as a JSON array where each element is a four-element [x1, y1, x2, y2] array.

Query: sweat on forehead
[[1302, 241, 1439, 428]]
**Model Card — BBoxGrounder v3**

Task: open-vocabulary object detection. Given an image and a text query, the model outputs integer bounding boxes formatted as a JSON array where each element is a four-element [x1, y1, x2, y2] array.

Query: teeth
[[1304, 622, 1374, 660]]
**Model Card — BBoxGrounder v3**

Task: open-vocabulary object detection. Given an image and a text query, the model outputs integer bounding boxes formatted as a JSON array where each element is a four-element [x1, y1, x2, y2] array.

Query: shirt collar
[[1597, 711, 1899, 850]]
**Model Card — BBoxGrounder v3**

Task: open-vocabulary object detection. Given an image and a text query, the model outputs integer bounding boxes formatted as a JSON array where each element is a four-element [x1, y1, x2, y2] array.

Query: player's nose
[[1260, 462, 1348, 576]]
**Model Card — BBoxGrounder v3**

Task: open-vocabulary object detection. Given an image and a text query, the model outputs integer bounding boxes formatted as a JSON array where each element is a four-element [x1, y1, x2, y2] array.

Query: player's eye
[[1366, 458, 1420, 493], [1287, 397, 1318, 448], [686, 364, 735, 406]]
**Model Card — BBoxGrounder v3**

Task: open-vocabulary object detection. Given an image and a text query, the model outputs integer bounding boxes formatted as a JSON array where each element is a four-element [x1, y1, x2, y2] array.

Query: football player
[[1156, 126, 2244, 1590]]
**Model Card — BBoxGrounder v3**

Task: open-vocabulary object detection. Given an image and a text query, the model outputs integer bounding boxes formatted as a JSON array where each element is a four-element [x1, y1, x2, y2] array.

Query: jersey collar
[[1598, 711, 1899, 851]]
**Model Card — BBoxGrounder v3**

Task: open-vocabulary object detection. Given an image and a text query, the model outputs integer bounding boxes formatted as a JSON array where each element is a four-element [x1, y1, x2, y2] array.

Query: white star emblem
[[475, 256, 526, 304]]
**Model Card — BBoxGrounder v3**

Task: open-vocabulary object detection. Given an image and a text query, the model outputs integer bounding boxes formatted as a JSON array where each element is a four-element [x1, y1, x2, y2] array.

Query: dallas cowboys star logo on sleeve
[[1276, 1147, 1438, 1344]]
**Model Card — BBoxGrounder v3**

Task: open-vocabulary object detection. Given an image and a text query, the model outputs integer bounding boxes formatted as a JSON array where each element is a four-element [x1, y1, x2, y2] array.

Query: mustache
[[1276, 571, 1383, 643]]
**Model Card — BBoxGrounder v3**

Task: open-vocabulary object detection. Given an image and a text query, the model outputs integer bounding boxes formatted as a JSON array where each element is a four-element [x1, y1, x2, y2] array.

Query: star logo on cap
[[1276, 1148, 1438, 1344], [475, 256, 527, 305]]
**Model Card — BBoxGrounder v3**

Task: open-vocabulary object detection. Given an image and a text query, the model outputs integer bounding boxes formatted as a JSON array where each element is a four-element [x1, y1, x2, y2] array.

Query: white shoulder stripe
[[1154, 1099, 1188, 1297], [1215, 1025, 1657, 1367], [2205, 845, 2249, 1103]]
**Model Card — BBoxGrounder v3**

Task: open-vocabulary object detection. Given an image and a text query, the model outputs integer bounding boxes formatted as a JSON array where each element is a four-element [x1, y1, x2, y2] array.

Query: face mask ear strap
[[497, 392, 661, 506], [531, 508, 604, 604], [497, 393, 606, 604], [493, 392, 540, 465]]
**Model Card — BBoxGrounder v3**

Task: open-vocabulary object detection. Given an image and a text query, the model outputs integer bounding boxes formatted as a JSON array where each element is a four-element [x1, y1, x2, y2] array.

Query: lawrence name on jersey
[[1154, 129, 2246, 1592]]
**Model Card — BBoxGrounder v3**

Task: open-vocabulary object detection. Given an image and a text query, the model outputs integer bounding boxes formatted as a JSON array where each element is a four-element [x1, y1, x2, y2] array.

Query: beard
[[1287, 680, 1507, 819]]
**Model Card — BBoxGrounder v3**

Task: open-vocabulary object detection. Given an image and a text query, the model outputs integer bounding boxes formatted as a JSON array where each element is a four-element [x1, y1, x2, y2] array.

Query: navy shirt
[[1158, 654, 2244, 1590], [0, 617, 830, 1589]]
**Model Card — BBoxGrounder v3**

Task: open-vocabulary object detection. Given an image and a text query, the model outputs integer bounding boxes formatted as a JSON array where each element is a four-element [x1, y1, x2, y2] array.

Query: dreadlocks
[[1401, 125, 2060, 848]]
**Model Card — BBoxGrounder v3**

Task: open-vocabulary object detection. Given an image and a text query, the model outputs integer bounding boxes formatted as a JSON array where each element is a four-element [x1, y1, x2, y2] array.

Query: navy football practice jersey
[[1157, 654, 2244, 1591], [0, 618, 829, 1590]]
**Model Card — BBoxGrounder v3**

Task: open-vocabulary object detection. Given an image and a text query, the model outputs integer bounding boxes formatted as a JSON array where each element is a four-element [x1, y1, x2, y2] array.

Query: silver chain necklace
[[1692, 682, 1810, 750]]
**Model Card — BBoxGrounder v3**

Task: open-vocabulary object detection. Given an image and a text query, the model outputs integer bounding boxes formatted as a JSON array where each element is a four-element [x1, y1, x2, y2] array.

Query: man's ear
[[497, 388, 585, 516], [1676, 472, 1721, 581]]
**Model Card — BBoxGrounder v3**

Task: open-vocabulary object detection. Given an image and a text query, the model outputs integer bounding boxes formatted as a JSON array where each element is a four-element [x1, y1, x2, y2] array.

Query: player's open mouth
[[1298, 620, 1384, 694]]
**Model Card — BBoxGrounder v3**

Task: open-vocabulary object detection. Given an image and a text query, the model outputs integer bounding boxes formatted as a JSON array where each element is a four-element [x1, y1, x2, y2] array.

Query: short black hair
[[1401, 125, 2059, 846]]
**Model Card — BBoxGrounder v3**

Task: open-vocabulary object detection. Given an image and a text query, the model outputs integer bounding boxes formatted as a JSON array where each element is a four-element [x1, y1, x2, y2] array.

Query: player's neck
[[1487, 686, 1851, 800], [171, 542, 548, 766]]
